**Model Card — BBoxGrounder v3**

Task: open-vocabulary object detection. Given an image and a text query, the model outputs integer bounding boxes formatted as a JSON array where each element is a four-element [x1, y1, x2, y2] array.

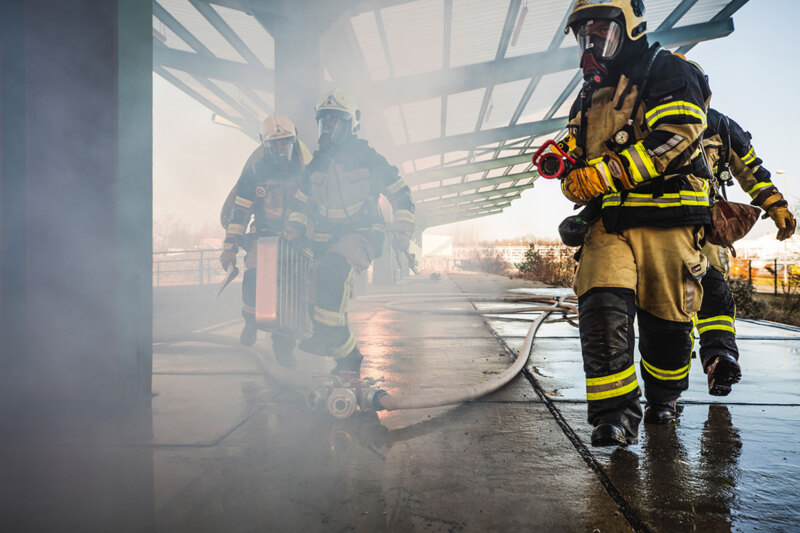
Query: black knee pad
[[638, 308, 692, 402], [698, 268, 735, 319], [242, 268, 256, 307], [578, 288, 636, 376], [316, 253, 352, 310]]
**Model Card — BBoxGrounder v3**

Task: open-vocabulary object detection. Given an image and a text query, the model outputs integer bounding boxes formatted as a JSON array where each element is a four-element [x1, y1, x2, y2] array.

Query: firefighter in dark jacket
[[284, 89, 414, 376], [220, 114, 309, 363], [562, 0, 713, 446], [696, 107, 796, 395]]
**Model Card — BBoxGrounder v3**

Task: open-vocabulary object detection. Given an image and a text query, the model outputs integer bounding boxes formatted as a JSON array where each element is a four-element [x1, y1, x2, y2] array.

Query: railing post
[[156, 260, 160, 288], [748, 260, 752, 284], [199, 251, 205, 285], [774, 258, 778, 295]]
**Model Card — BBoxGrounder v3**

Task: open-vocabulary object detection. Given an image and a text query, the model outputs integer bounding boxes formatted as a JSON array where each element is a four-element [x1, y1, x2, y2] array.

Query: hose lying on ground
[[154, 293, 579, 413]]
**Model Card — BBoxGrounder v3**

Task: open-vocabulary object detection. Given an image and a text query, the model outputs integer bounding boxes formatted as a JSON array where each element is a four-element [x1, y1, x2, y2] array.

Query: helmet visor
[[265, 137, 294, 162], [317, 111, 350, 148], [575, 20, 623, 59]]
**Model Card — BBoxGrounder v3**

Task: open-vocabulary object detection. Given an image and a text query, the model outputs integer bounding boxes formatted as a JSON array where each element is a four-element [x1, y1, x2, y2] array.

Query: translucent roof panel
[[158, 0, 245, 63], [153, 16, 195, 52], [676, 0, 731, 27], [450, 0, 509, 67], [161, 67, 242, 119], [646, 0, 683, 30], [518, 69, 579, 123], [482, 79, 530, 130], [351, 11, 392, 81], [446, 88, 486, 136], [384, 106, 408, 145], [253, 90, 275, 111], [381, 0, 444, 77], [505, 0, 571, 58], [211, 79, 268, 118], [212, 4, 275, 68], [404, 98, 441, 143]]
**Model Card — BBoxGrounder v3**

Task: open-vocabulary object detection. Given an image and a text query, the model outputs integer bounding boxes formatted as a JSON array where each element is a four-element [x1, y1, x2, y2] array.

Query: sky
[[154, 0, 799, 244]]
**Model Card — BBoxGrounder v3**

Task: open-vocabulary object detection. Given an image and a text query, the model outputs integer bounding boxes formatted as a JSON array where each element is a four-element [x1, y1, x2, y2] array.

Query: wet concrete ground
[[3, 273, 798, 531]]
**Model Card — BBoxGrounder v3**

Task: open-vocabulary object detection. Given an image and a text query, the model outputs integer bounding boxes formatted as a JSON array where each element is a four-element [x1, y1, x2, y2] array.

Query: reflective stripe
[[645, 100, 707, 128], [386, 178, 407, 195], [741, 146, 757, 165], [223, 242, 235, 250], [602, 190, 708, 208], [227, 223, 245, 235], [620, 141, 659, 183], [332, 334, 357, 359], [394, 209, 415, 224], [319, 201, 364, 219], [234, 196, 254, 209], [585, 364, 639, 401], [311, 232, 332, 242], [747, 181, 773, 197], [642, 359, 690, 381], [695, 314, 735, 335], [287, 212, 308, 226], [314, 306, 345, 327], [242, 303, 255, 314], [294, 190, 309, 204]]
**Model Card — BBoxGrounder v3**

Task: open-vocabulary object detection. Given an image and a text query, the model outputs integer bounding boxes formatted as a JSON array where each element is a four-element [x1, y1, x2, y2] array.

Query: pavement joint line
[[447, 275, 649, 533], [192, 318, 241, 334]]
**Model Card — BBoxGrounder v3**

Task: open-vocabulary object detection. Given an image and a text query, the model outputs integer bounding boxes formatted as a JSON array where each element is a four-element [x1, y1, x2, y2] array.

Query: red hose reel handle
[[531, 139, 576, 179]]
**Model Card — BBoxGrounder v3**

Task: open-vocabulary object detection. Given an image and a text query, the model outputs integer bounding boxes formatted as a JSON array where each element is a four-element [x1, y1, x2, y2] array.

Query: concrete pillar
[[0, 0, 152, 426], [272, 14, 322, 149]]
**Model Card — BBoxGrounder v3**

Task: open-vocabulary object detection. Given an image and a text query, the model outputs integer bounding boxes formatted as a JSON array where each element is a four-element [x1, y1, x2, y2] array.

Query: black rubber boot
[[272, 334, 296, 369], [706, 353, 741, 396], [298, 333, 330, 357], [644, 401, 678, 425], [240, 321, 257, 347], [591, 423, 637, 447], [332, 349, 363, 379]]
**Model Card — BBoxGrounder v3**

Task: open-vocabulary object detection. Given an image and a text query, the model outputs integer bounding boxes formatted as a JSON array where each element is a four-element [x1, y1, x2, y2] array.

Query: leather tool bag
[[706, 199, 761, 253]]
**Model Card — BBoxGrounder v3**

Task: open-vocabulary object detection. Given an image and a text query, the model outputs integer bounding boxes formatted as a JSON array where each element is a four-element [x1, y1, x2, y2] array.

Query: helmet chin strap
[[580, 50, 608, 85]]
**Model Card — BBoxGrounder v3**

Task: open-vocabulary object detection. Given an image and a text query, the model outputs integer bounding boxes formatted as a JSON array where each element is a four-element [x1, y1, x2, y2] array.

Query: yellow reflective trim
[[319, 201, 365, 219], [645, 101, 707, 128], [741, 147, 757, 165], [332, 334, 357, 359], [227, 223, 245, 235], [696, 315, 734, 325], [223, 242, 235, 250], [287, 212, 308, 226], [587, 380, 639, 401], [642, 359, 690, 381], [234, 196, 254, 209], [586, 364, 636, 387], [747, 181, 773, 196], [242, 303, 255, 314], [311, 232, 332, 242], [620, 142, 659, 183], [386, 178, 407, 195], [294, 190, 309, 204], [697, 324, 736, 334], [314, 306, 345, 326], [394, 209, 415, 224]]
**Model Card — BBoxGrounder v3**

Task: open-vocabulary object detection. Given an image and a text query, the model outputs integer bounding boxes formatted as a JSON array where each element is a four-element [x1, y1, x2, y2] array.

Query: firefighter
[[562, 0, 713, 446], [219, 114, 309, 366], [696, 107, 796, 395], [284, 89, 414, 377]]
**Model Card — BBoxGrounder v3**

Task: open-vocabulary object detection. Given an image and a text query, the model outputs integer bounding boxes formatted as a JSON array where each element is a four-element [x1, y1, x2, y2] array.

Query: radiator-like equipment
[[255, 236, 313, 337]]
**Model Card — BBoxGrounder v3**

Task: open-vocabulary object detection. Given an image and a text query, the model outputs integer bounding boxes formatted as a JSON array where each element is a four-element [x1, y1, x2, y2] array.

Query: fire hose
[[154, 293, 579, 418]]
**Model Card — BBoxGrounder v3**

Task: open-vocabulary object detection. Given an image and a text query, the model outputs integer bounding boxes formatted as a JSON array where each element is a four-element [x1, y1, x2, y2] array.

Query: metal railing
[[729, 257, 800, 294], [153, 248, 235, 287]]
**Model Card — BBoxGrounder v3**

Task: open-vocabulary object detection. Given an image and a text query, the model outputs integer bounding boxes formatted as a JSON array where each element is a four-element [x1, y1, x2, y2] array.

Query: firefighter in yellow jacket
[[284, 89, 414, 376], [696, 107, 796, 395], [220, 114, 309, 364], [562, 0, 713, 446]]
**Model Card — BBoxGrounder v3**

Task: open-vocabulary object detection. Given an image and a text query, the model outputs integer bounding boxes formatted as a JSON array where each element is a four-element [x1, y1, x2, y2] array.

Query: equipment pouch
[[706, 199, 761, 250]]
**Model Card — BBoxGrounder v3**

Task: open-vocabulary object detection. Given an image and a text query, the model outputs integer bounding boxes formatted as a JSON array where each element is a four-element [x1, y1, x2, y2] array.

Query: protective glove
[[283, 221, 304, 242], [220, 248, 237, 271], [767, 205, 796, 241], [391, 231, 411, 252]]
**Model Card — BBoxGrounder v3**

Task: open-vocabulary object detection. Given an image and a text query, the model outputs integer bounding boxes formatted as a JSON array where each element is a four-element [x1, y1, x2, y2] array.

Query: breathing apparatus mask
[[574, 19, 624, 84], [264, 137, 295, 167], [317, 109, 352, 150]]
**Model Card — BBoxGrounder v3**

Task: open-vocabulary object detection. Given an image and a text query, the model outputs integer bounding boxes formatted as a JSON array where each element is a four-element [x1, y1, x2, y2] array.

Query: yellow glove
[[767, 205, 796, 241]]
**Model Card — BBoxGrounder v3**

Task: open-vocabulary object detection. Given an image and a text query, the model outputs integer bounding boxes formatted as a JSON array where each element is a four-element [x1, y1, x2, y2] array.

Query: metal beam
[[676, 0, 747, 55], [373, 19, 735, 105], [414, 170, 537, 201], [394, 117, 567, 161], [417, 182, 530, 210], [407, 152, 533, 184], [423, 207, 506, 228], [421, 196, 516, 216], [153, 45, 274, 90]]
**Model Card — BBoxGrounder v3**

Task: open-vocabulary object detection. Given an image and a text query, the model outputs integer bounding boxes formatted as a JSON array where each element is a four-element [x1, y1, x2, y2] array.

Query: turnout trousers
[[575, 221, 707, 440], [309, 232, 375, 360], [696, 242, 738, 370]]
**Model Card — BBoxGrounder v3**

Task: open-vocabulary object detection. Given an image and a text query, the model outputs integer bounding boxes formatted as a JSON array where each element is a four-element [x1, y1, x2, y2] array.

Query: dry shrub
[[515, 242, 575, 287]]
